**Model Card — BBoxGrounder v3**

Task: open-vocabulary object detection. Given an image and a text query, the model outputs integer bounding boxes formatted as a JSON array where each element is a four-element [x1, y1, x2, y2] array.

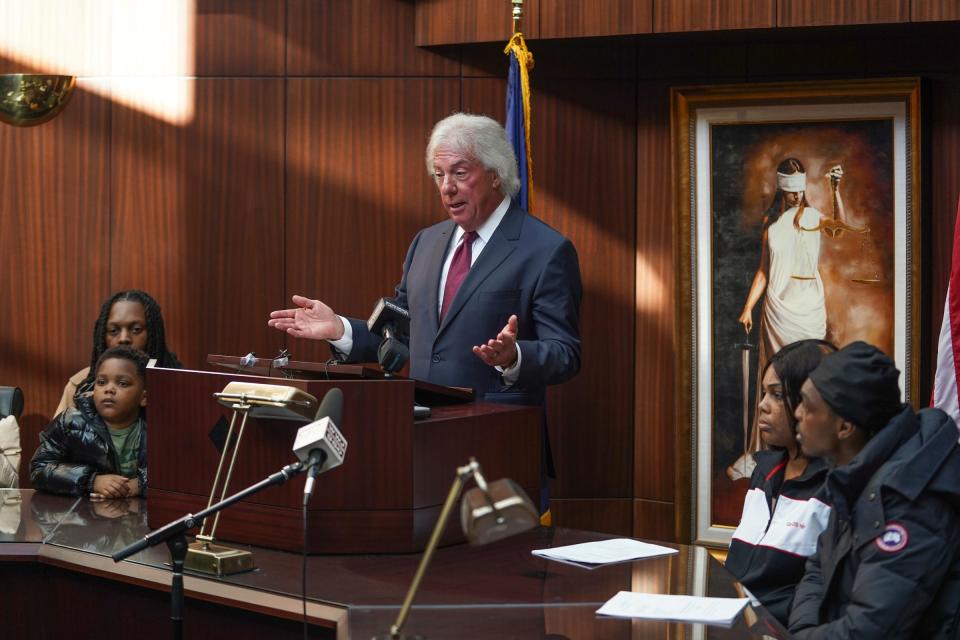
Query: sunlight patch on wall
[[0, 0, 195, 125], [636, 251, 666, 313]]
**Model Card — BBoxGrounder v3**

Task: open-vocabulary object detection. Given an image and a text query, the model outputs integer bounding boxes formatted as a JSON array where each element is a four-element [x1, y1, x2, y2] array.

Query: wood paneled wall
[[416, 0, 958, 43], [1, 2, 958, 544]]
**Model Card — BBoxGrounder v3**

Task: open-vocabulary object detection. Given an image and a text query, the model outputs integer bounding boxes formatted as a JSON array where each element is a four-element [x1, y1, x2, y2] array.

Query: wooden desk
[[0, 490, 790, 640], [146, 366, 541, 553]]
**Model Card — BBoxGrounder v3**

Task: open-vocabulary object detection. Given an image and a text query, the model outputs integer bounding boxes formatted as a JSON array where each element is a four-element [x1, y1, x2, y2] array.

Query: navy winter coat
[[789, 406, 960, 639]]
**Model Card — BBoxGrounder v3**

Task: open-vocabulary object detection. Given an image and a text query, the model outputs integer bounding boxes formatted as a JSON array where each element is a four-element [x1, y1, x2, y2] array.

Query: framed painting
[[671, 78, 921, 545]]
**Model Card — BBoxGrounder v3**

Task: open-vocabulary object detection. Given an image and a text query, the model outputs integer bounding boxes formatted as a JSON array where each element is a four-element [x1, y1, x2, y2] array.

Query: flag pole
[[504, 0, 534, 212], [512, 0, 523, 34]]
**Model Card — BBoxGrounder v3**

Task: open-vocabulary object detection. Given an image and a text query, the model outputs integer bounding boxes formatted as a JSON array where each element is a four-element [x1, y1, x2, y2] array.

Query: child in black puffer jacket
[[31, 346, 148, 498]]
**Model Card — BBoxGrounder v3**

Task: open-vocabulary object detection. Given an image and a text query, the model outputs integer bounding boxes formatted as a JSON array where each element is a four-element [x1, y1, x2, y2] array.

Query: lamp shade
[[0, 74, 76, 127], [461, 478, 538, 546]]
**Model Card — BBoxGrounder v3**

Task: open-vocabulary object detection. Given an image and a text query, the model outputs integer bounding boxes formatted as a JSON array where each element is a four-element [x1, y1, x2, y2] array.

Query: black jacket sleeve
[[788, 546, 826, 633], [29, 417, 96, 496], [515, 239, 582, 388]]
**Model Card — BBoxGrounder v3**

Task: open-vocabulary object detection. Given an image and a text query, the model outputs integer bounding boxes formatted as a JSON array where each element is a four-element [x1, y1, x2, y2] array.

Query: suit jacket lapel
[[426, 221, 456, 330], [437, 203, 523, 334]]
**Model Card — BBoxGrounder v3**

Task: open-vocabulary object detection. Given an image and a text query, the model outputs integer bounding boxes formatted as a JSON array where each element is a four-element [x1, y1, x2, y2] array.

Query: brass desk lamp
[[375, 458, 539, 640], [185, 381, 317, 576]]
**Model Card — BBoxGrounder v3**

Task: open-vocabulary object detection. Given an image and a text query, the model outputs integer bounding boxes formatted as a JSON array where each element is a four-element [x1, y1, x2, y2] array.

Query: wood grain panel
[[635, 82, 675, 505], [513, 79, 636, 499], [194, 0, 285, 76], [635, 40, 747, 81], [288, 0, 458, 76], [147, 372, 414, 510], [779, 0, 908, 26], [549, 499, 633, 535], [462, 75, 635, 511], [2, 563, 334, 640], [111, 78, 286, 371], [747, 37, 865, 80], [634, 498, 677, 543], [461, 38, 637, 80], [539, 0, 652, 38], [415, 0, 541, 46], [461, 77, 506, 121], [0, 0, 112, 75], [0, 81, 111, 481], [912, 1, 960, 21], [285, 79, 460, 363], [862, 24, 959, 75], [653, 0, 775, 33]]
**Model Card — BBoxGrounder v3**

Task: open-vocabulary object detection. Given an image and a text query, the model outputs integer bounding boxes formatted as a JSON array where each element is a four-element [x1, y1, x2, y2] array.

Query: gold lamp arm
[[388, 459, 479, 638]]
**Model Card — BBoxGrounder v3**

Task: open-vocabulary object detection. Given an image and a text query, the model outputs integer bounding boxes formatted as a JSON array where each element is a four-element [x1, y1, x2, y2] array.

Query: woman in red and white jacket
[[725, 339, 836, 625]]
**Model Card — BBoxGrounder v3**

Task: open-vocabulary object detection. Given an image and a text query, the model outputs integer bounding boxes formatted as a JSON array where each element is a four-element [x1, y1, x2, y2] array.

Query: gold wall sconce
[[0, 74, 76, 127]]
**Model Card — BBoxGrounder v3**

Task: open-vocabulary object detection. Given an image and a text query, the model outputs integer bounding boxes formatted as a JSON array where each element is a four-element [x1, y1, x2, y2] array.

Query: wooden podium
[[146, 362, 541, 554]]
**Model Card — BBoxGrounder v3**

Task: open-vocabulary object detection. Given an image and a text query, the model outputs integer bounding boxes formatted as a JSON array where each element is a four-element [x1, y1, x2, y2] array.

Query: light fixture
[[0, 74, 76, 127], [375, 458, 538, 640], [185, 382, 317, 576]]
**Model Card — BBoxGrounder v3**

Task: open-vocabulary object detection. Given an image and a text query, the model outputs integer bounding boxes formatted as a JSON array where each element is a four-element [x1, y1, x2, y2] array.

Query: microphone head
[[366, 298, 410, 337], [460, 478, 538, 546], [294, 387, 347, 474], [314, 387, 343, 425], [377, 337, 409, 374], [292, 416, 347, 474]]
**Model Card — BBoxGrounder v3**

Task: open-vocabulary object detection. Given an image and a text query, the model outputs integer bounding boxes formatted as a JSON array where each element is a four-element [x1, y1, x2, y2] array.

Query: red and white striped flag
[[932, 195, 960, 434]]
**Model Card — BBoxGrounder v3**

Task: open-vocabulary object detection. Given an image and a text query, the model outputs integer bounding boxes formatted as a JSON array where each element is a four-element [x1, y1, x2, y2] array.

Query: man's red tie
[[440, 230, 478, 322]]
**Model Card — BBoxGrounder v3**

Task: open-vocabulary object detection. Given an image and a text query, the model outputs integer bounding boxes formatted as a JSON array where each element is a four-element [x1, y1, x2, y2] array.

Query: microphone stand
[[112, 461, 305, 640]]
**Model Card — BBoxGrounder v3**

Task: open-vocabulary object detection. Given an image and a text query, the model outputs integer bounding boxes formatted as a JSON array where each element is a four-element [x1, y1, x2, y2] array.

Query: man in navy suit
[[268, 113, 581, 408]]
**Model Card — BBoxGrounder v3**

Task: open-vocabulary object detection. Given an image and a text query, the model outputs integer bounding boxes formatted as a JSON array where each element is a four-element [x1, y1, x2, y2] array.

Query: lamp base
[[184, 540, 255, 576], [371, 634, 426, 640]]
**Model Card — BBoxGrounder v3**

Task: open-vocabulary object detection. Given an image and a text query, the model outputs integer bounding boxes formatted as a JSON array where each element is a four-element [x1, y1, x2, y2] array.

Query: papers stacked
[[597, 591, 750, 626], [531, 537, 678, 569]]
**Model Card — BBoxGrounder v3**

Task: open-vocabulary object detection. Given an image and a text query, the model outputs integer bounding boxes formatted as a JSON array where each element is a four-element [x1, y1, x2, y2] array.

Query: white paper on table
[[596, 591, 750, 627], [531, 538, 678, 568]]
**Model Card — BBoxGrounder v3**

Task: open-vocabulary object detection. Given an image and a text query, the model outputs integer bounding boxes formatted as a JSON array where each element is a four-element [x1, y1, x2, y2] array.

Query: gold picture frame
[[671, 78, 921, 546]]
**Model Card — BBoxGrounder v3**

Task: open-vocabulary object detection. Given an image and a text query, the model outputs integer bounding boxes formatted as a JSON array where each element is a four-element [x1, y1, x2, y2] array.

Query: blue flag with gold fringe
[[506, 32, 550, 524], [504, 33, 534, 212]]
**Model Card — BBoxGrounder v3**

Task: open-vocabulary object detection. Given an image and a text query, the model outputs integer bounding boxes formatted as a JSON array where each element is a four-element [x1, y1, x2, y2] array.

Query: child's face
[[93, 357, 146, 429]]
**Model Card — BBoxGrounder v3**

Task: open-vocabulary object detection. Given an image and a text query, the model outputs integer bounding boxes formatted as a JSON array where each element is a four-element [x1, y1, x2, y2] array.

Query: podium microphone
[[367, 298, 410, 375], [293, 388, 347, 506]]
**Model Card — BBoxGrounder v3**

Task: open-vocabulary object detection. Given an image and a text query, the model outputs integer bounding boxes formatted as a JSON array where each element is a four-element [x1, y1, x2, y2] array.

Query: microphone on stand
[[292, 388, 347, 506], [366, 298, 410, 375]]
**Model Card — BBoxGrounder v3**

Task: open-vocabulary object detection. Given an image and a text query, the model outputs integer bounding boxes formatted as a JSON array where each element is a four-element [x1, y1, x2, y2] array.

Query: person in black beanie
[[788, 341, 960, 639]]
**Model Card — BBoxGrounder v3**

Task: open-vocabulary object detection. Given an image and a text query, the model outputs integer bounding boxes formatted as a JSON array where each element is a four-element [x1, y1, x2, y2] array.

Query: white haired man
[[268, 112, 582, 430]]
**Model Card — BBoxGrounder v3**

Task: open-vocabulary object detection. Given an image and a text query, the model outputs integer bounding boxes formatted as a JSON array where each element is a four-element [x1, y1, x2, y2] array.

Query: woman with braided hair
[[54, 290, 181, 416]]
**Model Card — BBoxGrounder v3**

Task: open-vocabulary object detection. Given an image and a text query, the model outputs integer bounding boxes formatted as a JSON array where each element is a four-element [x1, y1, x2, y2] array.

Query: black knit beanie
[[807, 341, 902, 433]]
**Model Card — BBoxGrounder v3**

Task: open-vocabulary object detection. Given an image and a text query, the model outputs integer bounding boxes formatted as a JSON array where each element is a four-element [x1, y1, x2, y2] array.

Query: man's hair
[[77, 290, 180, 400], [425, 113, 521, 198], [95, 346, 149, 386], [86, 290, 179, 369]]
